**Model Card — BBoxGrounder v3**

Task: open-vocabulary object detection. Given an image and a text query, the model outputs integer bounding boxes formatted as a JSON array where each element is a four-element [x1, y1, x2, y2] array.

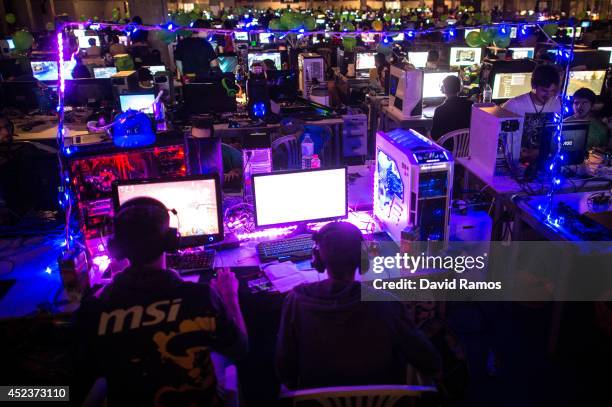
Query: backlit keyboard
[[256, 234, 314, 263], [167, 249, 216, 275]]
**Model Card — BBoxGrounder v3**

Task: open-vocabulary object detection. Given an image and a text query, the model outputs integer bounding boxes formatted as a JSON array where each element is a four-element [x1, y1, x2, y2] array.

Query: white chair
[[272, 135, 300, 169], [280, 384, 437, 407], [436, 128, 470, 158]]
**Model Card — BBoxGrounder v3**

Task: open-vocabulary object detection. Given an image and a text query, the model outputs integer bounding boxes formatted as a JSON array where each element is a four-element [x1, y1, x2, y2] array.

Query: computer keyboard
[[167, 249, 216, 275], [256, 234, 314, 263]]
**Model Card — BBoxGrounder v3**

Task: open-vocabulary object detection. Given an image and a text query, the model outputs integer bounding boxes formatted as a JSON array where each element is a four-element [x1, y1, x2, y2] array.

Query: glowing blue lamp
[[112, 110, 156, 148]]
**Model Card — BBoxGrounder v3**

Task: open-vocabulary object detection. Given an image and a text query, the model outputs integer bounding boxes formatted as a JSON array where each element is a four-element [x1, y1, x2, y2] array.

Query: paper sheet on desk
[[263, 262, 322, 293]]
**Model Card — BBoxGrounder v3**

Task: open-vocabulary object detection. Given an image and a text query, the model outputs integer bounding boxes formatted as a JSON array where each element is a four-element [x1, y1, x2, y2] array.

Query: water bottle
[[311, 154, 321, 169], [483, 84, 493, 103], [301, 135, 314, 169]]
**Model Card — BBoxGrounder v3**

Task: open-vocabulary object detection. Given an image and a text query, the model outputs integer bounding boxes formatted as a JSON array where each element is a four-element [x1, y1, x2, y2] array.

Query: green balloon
[[466, 31, 483, 48], [45, 22, 55, 31], [493, 35, 511, 48], [280, 12, 297, 29], [542, 23, 558, 37], [5, 13, 16, 24], [342, 22, 355, 32], [304, 16, 316, 31], [79, 15, 87, 22], [13, 30, 34, 51], [269, 18, 283, 31], [157, 30, 177, 44], [479, 28, 495, 45]]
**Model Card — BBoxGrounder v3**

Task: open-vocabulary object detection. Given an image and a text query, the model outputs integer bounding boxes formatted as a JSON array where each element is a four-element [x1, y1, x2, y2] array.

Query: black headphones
[[311, 222, 370, 275], [108, 197, 180, 261]]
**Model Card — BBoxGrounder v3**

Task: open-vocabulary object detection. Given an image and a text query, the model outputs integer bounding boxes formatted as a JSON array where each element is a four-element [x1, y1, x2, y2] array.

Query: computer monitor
[[597, 47, 612, 63], [112, 174, 224, 247], [119, 93, 156, 114], [567, 70, 606, 96], [509, 47, 535, 59], [538, 121, 589, 169], [183, 81, 237, 114], [259, 33, 274, 44], [408, 52, 428, 69], [234, 31, 249, 42], [491, 72, 533, 100], [450, 47, 482, 67], [145, 65, 166, 75], [65, 78, 114, 106], [30, 61, 59, 81], [361, 33, 377, 43], [252, 167, 348, 228], [247, 51, 282, 70], [422, 71, 460, 99], [118, 36, 128, 46], [1, 81, 40, 111], [7, 39, 14, 49], [73, 29, 86, 38], [78, 35, 100, 49], [267, 69, 298, 102], [218, 54, 238, 73], [93, 66, 117, 79], [391, 33, 405, 42], [356, 52, 376, 70]]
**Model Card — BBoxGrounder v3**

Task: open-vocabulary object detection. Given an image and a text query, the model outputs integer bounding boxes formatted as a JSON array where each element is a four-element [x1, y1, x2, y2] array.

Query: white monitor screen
[[423, 71, 460, 99], [7, 39, 14, 49], [73, 29, 86, 38], [450, 47, 482, 67], [391, 33, 405, 42], [597, 47, 612, 63], [247, 52, 282, 70], [509, 47, 535, 59], [492, 72, 533, 100], [146, 65, 166, 75], [234, 31, 249, 41], [31, 61, 75, 81], [356, 52, 376, 70], [78, 35, 100, 49], [115, 177, 221, 238], [464, 28, 480, 38], [259, 33, 273, 44], [408, 52, 428, 68], [93, 67, 117, 79], [119, 93, 155, 114], [510, 27, 518, 39], [361, 33, 377, 43], [567, 70, 606, 96], [253, 168, 347, 227], [118, 36, 128, 46]]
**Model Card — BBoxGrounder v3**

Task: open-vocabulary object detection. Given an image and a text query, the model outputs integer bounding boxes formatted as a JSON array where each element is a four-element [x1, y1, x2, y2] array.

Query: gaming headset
[[108, 197, 180, 261], [311, 222, 370, 275]]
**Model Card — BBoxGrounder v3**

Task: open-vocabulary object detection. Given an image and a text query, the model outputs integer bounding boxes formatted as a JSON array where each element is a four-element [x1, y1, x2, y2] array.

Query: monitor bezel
[[252, 167, 349, 229], [112, 174, 225, 248]]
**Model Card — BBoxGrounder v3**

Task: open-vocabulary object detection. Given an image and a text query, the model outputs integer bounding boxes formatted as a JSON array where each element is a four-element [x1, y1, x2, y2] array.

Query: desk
[[379, 106, 434, 136]]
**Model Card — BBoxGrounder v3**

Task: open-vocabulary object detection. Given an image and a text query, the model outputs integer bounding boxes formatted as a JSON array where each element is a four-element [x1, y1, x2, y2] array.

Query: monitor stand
[[288, 222, 315, 237]]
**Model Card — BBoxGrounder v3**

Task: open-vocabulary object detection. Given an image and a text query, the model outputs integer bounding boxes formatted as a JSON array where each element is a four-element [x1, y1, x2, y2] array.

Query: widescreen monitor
[[492, 72, 533, 100], [450, 47, 482, 67]]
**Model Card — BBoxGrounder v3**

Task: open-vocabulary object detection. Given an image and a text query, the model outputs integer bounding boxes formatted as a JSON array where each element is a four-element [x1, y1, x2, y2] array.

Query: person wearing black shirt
[[174, 19, 220, 80], [430, 75, 473, 141], [72, 197, 248, 406], [275, 222, 441, 389]]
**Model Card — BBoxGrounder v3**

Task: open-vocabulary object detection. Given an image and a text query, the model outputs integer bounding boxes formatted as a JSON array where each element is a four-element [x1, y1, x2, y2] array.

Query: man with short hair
[[73, 197, 248, 406], [174, 19, 220, 80], [431, 75, 473, 140], [568, 87, 609, 149], [275, 221, 441, 389]]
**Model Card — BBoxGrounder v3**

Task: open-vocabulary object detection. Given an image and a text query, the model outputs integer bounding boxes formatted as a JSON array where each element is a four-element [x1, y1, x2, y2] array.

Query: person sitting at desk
[[72, 197, 248, 406], [501, 64, 561, 151], [71, 55, 92, 79], [275, 221, 441, 390], [108, 34, 127, 56], [568, 88, 610, 149], [431, 75, 473, 140], [85, 37, 101, 58], [369, 52, 390, 93], [174, 19, 220, 81]]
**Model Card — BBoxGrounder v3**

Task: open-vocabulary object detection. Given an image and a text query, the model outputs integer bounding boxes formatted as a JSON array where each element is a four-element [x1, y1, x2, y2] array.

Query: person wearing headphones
[[275, 221, 441, 390], [430, 75, 473, 141], [72, 197, 248, 406]]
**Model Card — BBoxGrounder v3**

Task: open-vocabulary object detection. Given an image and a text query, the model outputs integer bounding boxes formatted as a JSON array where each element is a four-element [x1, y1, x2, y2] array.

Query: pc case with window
[[374, 129, 454, 242], [468, 105, 523, 178], [388, 65, 423, 119], [298, 53, 324, 99]]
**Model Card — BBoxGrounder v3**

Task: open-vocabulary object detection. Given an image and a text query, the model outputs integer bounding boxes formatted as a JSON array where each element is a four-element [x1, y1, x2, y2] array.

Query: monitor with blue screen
[[119, 93, 156, 114]]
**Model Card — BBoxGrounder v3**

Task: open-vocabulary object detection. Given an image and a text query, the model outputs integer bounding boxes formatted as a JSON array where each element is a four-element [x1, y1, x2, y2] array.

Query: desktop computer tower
[[374, 129, 454, 242], [298, 53, 324, 99], [342, 114, 368, 160], [469, 105, 523, 178], [388, 65, 423, 119], [111, 70, 138, 96]]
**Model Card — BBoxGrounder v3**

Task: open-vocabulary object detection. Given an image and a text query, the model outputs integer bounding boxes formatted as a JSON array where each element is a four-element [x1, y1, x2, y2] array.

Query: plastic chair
[[272, 135, 300, 169], [280, 385, 436, 407], [436, 128, 470, 158]]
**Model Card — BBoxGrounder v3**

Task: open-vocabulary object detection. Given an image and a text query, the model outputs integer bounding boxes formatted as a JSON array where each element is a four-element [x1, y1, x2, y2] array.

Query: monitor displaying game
[[119, 93, 156, 114], [247, 51, 282, 70], [356, 52, 377, 70], [492, 72, 533, 100], [450, 47, 482, 67], [567, 70, 606, 96]]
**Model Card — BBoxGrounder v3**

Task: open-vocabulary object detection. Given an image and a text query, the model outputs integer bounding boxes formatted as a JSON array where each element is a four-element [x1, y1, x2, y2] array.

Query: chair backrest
[[272, 135, 300, 169], [436, 128, 470, 158], [280, 385, 436, 407]]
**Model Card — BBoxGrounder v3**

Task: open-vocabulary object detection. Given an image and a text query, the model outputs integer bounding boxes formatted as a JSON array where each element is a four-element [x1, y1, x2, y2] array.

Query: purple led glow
[[92, 255, 111, 273], [57, 32, 65, 93]]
